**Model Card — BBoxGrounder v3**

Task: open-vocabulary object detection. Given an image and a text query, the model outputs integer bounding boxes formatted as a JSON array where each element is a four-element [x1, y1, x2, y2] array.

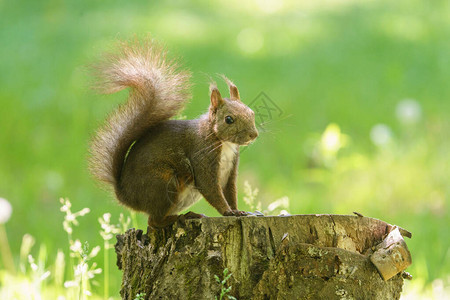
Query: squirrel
[[89, 38, 258, 228]]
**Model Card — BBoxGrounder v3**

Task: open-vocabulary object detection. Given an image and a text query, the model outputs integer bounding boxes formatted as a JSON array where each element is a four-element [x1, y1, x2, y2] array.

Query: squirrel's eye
[[225, 116, 234, 124]]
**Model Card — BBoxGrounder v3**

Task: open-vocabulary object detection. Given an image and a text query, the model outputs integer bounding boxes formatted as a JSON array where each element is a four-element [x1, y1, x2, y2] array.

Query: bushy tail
[[89, 38, 191, 187]]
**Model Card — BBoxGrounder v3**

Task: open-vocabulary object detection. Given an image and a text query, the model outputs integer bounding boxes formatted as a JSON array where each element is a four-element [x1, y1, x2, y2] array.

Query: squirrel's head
[[208, 78, 258, 146]]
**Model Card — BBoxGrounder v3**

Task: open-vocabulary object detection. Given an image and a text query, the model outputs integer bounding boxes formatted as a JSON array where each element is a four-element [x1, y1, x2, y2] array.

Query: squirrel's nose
[[248, 131, 258, 140]]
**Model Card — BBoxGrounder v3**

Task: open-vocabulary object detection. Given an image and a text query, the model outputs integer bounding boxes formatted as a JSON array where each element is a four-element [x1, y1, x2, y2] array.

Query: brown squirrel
[[89, 39, 258, 227]]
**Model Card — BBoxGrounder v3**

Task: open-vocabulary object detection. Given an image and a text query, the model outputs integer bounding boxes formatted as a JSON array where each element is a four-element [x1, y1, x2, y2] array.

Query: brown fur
[[89, 38, 258, 227], [89, 38, 191, 185]]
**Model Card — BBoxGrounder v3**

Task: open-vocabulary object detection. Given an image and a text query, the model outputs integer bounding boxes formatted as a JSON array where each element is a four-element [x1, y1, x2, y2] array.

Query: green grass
[[0, 0, 449, 298]]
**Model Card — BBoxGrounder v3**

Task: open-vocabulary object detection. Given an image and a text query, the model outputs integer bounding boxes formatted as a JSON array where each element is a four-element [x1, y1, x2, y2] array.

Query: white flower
[[370, 124, 393, 147], [78, 208, 90, 217], [88, 246, 101, 259], [64, 280, 78, 288], [87, 262, 102, 278], [396, 99, 422, 125], [74, 263, 88, 277], [40, 270, 51, 281], [60, 198, 90, 236], [99, 213, 121, 240], [70, 240, 82, 254], [0, 197, 12, 224], [28, 254, 38, 271], [59, 198, 71, 211], [103, 213, 111, 223]]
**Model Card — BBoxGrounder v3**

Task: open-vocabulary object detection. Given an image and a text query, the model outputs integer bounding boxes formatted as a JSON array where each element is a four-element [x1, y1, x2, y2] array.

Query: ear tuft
[[220, 74, 240, 101]]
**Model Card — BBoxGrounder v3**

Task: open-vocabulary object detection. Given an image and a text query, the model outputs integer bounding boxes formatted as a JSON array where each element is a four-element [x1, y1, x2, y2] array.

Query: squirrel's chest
[[218, 142, 238, 187]]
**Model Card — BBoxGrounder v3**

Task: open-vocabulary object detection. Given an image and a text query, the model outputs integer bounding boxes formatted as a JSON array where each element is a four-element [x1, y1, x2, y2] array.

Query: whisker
[[206, 143, 223, 155], [192, 142, 218, 157], [204, 131, 216, 139], [258, 113, 293, 126]]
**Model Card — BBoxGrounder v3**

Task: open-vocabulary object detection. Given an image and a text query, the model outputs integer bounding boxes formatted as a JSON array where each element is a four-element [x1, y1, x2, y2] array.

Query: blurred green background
[[0, 0, 449, 298]]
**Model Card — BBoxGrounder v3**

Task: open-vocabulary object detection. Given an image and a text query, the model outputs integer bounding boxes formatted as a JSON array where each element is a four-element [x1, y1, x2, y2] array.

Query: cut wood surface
[[114, 214, 412, 300]]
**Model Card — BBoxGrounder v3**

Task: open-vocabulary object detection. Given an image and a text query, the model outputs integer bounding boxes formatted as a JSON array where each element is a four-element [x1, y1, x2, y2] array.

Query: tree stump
[[114, 214, 412, 299]]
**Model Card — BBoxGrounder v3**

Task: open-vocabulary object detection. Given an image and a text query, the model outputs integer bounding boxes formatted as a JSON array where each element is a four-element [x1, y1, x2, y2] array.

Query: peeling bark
[[370, 227, 412, 281], [114, 214, 411, 299]]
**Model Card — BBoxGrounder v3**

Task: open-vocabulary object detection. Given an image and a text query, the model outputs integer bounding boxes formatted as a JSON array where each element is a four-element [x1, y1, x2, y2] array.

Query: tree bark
[[114, 214, 412, 299]]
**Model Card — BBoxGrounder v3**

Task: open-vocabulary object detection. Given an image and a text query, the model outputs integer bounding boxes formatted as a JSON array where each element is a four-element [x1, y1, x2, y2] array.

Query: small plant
[[64, 240, 102, 299], [60, 198, 91, 240], [134, 292, 146, 300], [243, 181, 261, 212], [214, 268, 236, 300], [60, 198, 101, 299], [243, 181, 291, 216], [0, 196, 135, 299], [99, 213, 129, 300]]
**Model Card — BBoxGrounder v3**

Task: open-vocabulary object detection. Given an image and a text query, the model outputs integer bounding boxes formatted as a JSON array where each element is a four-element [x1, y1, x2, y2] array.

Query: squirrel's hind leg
[[144, 167, 204, 228], [183, 211, 207, 219], [147, 215, 178, 228], [147, 212, 206, 228]]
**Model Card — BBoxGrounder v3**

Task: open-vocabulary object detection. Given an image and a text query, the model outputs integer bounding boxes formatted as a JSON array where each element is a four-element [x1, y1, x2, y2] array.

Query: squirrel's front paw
[[223, 210, 249, 217]]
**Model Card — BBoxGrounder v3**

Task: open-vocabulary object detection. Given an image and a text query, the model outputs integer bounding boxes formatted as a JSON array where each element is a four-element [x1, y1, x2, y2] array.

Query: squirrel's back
[[89, 38, 191, 188]]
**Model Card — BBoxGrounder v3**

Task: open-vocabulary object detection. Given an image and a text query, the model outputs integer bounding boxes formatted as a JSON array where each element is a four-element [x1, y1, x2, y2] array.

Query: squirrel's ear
[[210, 84, 224, 110], [229, 84, 240, 101], [220, 75, 240, 101]]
